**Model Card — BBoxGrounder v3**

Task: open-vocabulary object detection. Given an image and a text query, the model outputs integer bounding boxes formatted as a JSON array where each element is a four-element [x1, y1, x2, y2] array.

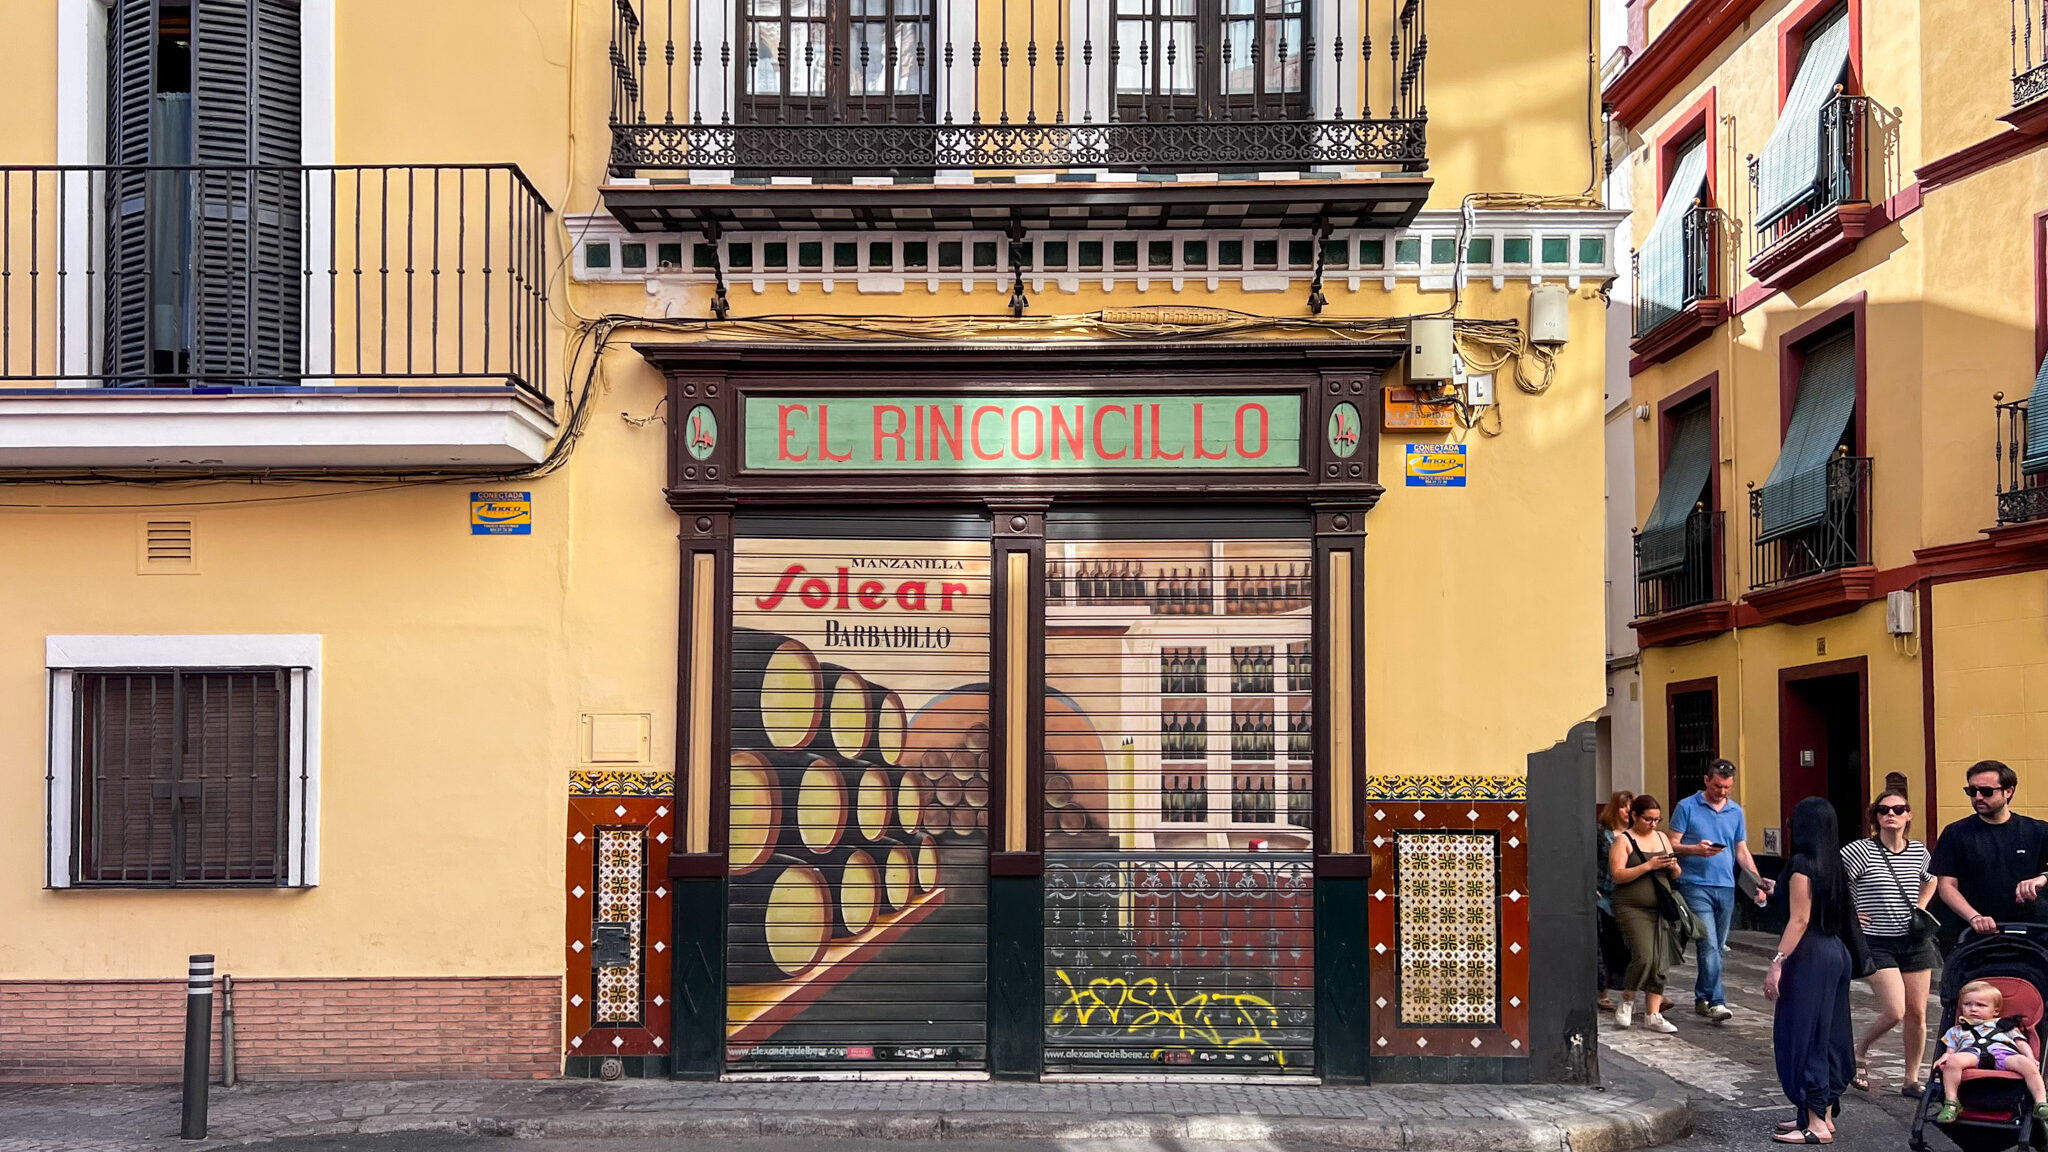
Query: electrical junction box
[[1464, 371, 1495, 407], [1886, 590, 1917, 636], [1382, 386, 1458, 430], [1407, 317, 1455, 382]]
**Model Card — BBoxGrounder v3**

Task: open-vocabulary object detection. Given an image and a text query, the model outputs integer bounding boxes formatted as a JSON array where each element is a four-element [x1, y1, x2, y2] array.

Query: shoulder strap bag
[[1873, 839, 1940, 944]]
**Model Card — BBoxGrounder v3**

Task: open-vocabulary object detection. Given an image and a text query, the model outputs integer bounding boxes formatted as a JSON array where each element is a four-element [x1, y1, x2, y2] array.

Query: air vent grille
[[137, 518, 198, 574]]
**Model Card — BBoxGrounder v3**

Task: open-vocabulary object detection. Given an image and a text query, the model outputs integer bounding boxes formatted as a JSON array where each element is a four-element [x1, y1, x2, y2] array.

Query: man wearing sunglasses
[[1932, 760, 2048, 945]]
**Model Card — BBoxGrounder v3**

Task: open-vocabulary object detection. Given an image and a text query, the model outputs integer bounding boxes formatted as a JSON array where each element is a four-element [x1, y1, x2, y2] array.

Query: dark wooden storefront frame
[[645, 341, 1392, 1082]]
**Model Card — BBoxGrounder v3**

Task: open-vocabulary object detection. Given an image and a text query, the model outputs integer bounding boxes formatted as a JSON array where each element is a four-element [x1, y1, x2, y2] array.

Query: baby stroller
[[1911, 924, 2048, 1152]]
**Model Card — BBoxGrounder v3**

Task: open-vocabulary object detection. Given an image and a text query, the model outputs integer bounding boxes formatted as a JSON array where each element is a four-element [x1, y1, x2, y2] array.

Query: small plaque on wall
[[1382, 388, 1457, 430], [593, 923, 633, 969]]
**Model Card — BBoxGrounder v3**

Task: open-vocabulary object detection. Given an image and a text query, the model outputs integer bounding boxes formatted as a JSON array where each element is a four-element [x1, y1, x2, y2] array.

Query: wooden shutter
[[103, 0, 157, 382], [180, 672, 286, 882], [77, 674, 179, 883], [190, 0, 302, 383]]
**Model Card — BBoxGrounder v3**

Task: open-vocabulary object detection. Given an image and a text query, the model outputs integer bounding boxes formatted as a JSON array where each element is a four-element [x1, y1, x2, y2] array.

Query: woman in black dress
[[1763, 796, 1862, 1145]]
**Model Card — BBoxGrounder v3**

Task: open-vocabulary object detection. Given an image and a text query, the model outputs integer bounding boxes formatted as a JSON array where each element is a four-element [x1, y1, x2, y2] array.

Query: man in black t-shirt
[[1932, 760, 2048, 943]]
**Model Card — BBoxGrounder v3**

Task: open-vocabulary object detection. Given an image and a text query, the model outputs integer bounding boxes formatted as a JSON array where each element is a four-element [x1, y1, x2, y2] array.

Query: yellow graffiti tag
[[1050, 970, 1288, 1065]]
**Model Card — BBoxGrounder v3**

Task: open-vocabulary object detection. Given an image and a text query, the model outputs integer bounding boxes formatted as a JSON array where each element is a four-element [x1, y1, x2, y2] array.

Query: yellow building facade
[[1, 0, 1617, 1082], [1611, 0, 2048, 866]]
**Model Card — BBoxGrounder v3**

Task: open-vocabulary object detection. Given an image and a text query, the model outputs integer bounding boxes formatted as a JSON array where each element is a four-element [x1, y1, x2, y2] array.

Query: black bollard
[[180, 955, 213, 1140]]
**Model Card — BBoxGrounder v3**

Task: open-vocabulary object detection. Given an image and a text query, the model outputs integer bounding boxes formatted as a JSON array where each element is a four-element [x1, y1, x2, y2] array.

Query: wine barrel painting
[[1041, 534, 1317, 1075], [732, 630, 823, 751], [726, 534, 991, 1072]]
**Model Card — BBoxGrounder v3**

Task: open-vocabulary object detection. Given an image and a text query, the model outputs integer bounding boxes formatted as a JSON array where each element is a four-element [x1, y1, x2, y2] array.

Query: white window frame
[[45, 634, 322, 889], [54, 0, 338, 380]]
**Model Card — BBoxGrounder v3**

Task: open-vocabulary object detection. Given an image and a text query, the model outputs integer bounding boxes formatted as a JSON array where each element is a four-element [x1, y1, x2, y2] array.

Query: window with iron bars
[[66, 668, 298, 887]]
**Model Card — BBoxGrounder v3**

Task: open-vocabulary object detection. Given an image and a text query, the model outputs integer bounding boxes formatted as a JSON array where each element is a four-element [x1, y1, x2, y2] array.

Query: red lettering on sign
[[834, 567, 852, 609], [898, 581, 929, 610], [800, 577, 832, 608], [913, 405, 926, 461], [970, 405, 1006, 461], [756, 564, 805, 609], [777, 405, 810, 462], [1148, 403, 1184, 460], [1132, 405, 1147, 460], [1092, 404, 1129, 461], [857, 580, 887, 609], [941, 582, 968, 611], [929, 405, 964, 462], [1235, 402, 1270, 459], [817, 404, 853, 463], [1011, 406, 1045, 460], [1050, 405, 1085, 460], [873, 405, 908, 462], [1191, 402, 1229, 461]]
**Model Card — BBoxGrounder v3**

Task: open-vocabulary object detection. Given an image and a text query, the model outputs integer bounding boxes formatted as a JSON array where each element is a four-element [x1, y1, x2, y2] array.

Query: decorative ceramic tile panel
[[571, 770, 676, 797], [1365, 785, 1529, 1060], [1363, 775, 1526, 802], [566, 790, 673, 1058], [595, 829, 646, 1025], [1395, 832, 1498, 1026]]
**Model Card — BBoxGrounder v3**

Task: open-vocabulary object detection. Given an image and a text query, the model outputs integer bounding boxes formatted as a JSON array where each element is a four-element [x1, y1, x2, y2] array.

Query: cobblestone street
[[1599, 929, 1942, 1148]]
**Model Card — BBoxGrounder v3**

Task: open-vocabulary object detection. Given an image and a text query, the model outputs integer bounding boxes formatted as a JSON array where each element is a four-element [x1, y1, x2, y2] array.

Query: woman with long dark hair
[[1764, 796, 1863, 1145], [1608, 793, 1684, 1032]]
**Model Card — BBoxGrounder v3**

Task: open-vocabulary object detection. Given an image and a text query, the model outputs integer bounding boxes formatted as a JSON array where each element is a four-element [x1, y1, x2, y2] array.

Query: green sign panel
[[742, 395, 1302, 472]]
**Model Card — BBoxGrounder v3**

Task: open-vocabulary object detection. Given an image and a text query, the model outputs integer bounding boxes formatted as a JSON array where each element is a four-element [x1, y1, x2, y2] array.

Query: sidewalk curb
[[318, 1100, 1696, 1151]]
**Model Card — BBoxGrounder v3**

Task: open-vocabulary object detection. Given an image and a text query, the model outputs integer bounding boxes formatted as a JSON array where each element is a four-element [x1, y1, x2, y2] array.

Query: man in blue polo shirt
[[1670, 759, 1774, 1022]]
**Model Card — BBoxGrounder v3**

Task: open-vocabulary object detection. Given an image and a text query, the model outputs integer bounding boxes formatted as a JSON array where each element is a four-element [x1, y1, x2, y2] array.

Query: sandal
[[1935, 1102, 1961, 1124], [1851, 1065, 1870, 1092], [1771, 1130, 1832, 1145], [1899, 1081, 1925, 1098]]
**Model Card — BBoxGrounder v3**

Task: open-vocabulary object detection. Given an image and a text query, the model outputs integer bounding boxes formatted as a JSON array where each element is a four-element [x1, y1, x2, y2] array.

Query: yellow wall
[[0, 0, 1611, 987], [1934, 573, 2048, 823]]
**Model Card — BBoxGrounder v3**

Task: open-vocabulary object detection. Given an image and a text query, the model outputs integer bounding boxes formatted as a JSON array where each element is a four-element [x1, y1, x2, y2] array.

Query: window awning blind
[[1757, 333, 1856, 541], [1639, 405, 1714, 577], [2023, 351, 2048, 475], [1638, 141, 1710, 335], [1755, 14, 1851, 229]]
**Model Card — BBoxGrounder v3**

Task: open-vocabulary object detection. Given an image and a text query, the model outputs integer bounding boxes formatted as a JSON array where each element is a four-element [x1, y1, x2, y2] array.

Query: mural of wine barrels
[[726, 534, 989, 1071], [731, 630, 823, 751], [728, 857, 833, 983], [1041, 532, 1317, 1075]]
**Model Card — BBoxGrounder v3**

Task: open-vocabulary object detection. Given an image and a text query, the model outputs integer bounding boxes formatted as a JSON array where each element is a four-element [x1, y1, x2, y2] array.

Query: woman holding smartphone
[[1841, 788, 1936, 1096], [1609, 793, 1684, 1032]]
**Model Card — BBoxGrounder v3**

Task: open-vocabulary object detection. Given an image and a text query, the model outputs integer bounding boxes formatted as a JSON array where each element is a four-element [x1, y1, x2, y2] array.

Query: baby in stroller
[[1935, 981, 2048, 1125]]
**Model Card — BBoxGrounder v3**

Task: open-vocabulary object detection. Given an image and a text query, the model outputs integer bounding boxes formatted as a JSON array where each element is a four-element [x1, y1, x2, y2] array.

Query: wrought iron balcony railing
[[1996, 396, 2048, 525], [1633, 205, 1723, 339], [2018, 0, 2048, 106], [1749, 455, 1873, 591], [1634, 510, 1723, 618], [607, 0, 1428, 175], [0, 164, 551, 400], [1748, 93, 1868, 257]]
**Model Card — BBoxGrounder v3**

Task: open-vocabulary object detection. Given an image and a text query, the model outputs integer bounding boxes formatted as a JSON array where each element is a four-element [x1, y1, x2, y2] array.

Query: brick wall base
[[0, 976, 560, 1083]]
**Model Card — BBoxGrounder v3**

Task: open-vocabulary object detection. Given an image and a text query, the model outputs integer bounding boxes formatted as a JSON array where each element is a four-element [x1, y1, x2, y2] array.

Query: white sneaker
[[1614, 1000, 1634, 1029], [1643, 1012, 1679, 1033], [1706, 1003, 1734, 1023]]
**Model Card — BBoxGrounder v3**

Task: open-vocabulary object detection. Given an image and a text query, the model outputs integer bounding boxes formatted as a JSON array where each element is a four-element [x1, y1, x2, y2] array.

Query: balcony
[[1630, 204, 1726, 371], [1747, 94, 1873, 292], [1996, 396, 2048, 526], [1745, 455, 1875, 624], [0, 164, 555, 471], [601, 0, 1433, 234], [2018, 2, 2048, 111], [1631, 511, 1733, 647]]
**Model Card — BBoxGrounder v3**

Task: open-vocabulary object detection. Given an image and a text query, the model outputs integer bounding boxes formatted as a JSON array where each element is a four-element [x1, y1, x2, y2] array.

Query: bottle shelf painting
[[725, 536, 992, 1071], [1042, 535, 1316, 1075]]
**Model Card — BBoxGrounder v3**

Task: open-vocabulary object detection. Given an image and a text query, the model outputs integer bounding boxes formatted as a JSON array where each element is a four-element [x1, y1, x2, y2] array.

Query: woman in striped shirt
[[1840, 788, 1937, 1097]]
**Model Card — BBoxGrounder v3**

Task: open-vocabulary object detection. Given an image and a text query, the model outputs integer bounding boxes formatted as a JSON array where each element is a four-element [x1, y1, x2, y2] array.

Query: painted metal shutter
[[725, 529, 990, 1071], [103, 0, 157, 382], [2022, 350, 2048, 475], [1042, 522, 1315, 1074], [1637, 140, 1709, 334], [1757, 332, 1857, 541], [191, 0, 302, 383], [1638, 404, 1713, 577], [1755, 13, 1850, 229]]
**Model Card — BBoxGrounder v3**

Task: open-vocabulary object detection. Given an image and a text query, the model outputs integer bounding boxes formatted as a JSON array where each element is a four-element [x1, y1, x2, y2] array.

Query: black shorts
[[1865, 932, 1940, 974]]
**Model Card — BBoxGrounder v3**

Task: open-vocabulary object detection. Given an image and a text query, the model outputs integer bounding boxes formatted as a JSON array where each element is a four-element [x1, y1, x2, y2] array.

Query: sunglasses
[[1965, 785, 2011, 798], [1874, 804, 1909, 817]]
